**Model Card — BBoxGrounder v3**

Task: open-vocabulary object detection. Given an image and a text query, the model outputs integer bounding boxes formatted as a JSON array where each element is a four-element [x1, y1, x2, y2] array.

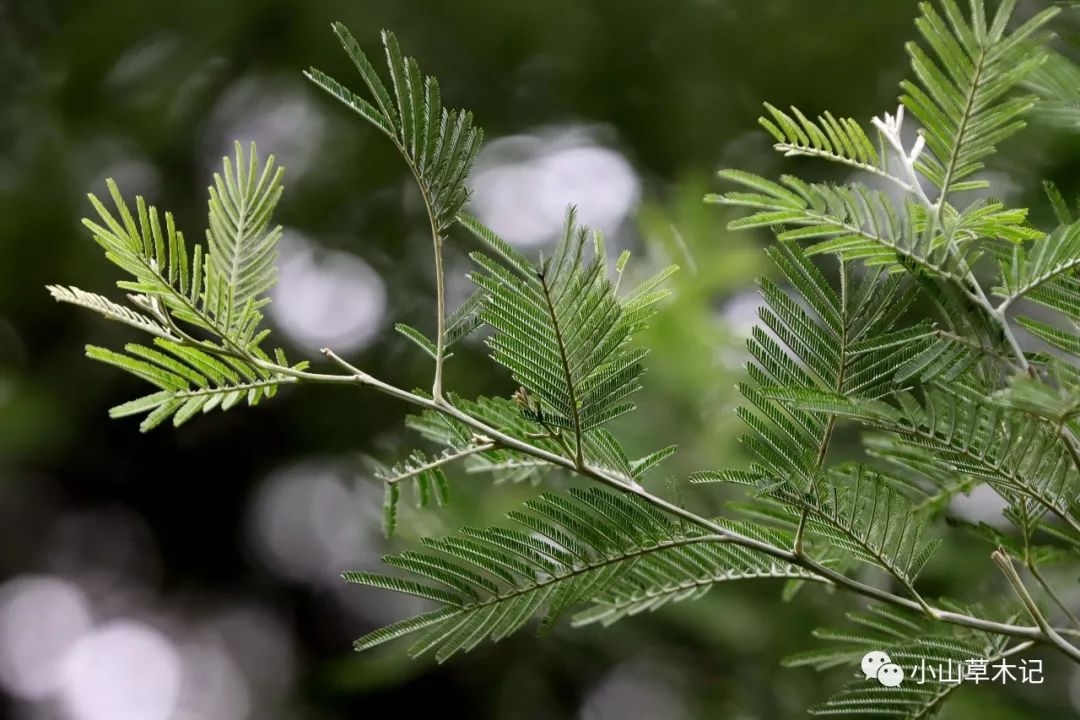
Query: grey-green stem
[[233, 346, 1080, 659]]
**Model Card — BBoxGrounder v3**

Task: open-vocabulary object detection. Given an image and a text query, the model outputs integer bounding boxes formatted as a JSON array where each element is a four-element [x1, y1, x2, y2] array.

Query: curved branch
[[994, 548, 1080, 663], [260, 348, 1067, 652]]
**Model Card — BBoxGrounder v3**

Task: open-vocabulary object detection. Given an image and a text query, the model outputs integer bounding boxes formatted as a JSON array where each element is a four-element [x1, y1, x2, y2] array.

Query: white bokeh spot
[[470, 127, 640, 248], [0, 576, 92, 700], [270, 233, 387, 354], [59, 621, 182, 720], [249, 463, 376, 585]]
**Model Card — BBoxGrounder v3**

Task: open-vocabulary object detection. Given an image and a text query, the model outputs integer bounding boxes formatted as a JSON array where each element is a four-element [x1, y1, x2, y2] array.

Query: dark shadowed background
[[3, 0, 1080, 718]]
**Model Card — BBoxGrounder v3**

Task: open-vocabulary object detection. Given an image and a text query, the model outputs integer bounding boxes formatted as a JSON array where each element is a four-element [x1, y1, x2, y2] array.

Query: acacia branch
[[384, 442, 498, 485], [994, 548, 1080, 663], [252, 347, 1080, 654], [143, 265, 1079, 659], [773, 143, 918, 195], [413, 174, 449, 403]]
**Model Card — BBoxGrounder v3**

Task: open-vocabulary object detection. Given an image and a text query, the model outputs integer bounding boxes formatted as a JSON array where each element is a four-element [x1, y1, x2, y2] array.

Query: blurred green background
[[3, 0, 1080, 717]]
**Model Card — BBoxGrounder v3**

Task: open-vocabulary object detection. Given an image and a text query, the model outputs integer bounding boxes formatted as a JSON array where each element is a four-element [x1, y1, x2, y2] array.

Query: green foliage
[[901, 0, 1056, 198], [687, 241, 944, 604], [706, 464, 940, 590], [49, 142, 303, 431], [51, 3, 1080, 718], [994, 213, 1080, 312], [708, 172, 1037, 279], [205, 142, 285, 331], [377, 209, 680, 525], [305, 23, 481, 235], [1025, 50, 1080, 129], [787, 603, 1017, 717], [711, 0, 1080, 714], [775, 385, 1080, 535], [465, 207, 676, 463], [345, 487, 811, 662], [760, 103, 880, 173]]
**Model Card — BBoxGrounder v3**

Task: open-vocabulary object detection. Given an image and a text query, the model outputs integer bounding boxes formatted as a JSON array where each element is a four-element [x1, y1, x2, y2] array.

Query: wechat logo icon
[[862, 650, 905, 687]]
